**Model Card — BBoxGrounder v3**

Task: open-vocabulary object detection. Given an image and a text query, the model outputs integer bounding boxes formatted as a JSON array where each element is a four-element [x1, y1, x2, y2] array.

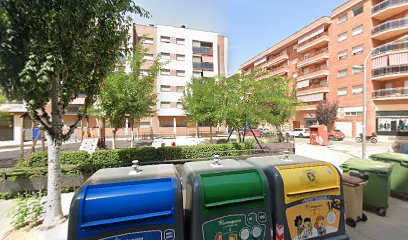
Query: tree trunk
[[277, 125, 284, 142], [112, 129, 117, 149], [209, 125, 213, 143], [42, 133, 64, 228], [236, 129, 241, 143], [130, 120, 134, 148]]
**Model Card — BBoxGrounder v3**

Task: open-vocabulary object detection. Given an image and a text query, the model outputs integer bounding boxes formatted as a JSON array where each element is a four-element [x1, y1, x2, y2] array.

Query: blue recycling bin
[[68, 163, 184, 240]]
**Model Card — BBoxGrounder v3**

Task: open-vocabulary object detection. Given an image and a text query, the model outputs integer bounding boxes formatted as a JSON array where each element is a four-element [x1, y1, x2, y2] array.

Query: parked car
[[245, 128, 263, 138], [328, 129, 346, 141], [286, 128, 310, 138]]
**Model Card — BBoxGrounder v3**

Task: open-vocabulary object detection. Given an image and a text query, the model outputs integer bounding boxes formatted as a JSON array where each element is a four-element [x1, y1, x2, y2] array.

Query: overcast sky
[[133, 0, 346, 74]]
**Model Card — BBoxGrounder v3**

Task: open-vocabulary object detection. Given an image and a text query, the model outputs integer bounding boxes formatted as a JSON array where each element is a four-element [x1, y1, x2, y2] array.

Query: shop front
[[376, 111, 408, 136]]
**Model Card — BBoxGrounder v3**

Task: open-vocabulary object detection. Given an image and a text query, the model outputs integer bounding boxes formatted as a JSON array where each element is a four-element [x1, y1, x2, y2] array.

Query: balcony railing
[[298, 32, 329, 47], [298, 65, 328, 76], [372, 0, 408, 14], [297, 81, 328, 91], [193, 62, 214, 71], [372, 64, 408, 77], [372, 40, 408, 56], [372, 87, 408, 99], [193, 46, 213, 55], [302, 48, 329, 60], [372, 17, 408, 35]]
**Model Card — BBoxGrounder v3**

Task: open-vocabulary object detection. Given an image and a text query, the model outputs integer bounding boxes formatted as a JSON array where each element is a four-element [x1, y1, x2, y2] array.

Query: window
[[338, 69, 348, 78], [176, 86, 184, 93], [139, 37, 153, 45], [176, 70, 185, 77], [293, 44, 298, 51], [345, 112, 363, 116], [353, 6, 364, 17], [160, 36, 170, 43], [352, 65, 363, 75], [338, 14, 348, 24], [338, 87, 348, 96], [177, 102, 183, 109], [139, 122, 150, 129], [338, 32, 348, 42], [161, 69, 170, 76], [176, 38, 185, 45], [160, 120, 173, 127], [160, 85, 171, 92], [143, 54, 154, 61], [292, 58, 298, 64], [176, 54, 185, 61], [161, 53, 170, 60], [140, 69, 148, 76], [352, 45, 364, 55], [303, 53, 310, 60], [193, 56, 201, 62], [160, 102, 171, 108], [352, 25, 363, 36], [292, 72, 298, 78], [193, 71, 202, 78], [338, 50, 348, 60], [352, 85, 363, 94]]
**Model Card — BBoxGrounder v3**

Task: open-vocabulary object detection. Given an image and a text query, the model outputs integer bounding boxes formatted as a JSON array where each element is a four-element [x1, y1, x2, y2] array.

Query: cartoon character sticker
[[314, 216, 326, 236], [228, 234, 237, 240], [215, 232, 223, 240], [294, 215, 304, 237], [300, 217, 313, 239]]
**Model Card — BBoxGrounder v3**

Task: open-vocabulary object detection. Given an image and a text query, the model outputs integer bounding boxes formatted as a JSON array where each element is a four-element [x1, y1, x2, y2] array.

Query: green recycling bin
[[182, 157, 272, 240], [370, 152, 408, 197], [340, 158, 392, 217]]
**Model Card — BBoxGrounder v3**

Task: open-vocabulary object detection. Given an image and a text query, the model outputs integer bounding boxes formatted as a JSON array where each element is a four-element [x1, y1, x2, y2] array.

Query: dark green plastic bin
[[340, 158, 392, 216], [370, 152, 408, 197]]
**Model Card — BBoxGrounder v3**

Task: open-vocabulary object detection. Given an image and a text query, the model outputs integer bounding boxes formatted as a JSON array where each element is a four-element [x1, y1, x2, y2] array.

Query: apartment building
[[133, 24, 228, 136], [241, 0, 408, 138]]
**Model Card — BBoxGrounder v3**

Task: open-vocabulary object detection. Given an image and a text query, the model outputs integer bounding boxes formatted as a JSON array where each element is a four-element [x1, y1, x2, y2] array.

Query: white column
[[173, 118, 177, 137]]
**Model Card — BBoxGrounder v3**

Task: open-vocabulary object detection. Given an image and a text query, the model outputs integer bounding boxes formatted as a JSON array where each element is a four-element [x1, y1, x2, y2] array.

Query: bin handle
[[204, 196, 264, 208], [401, 160, 408, 167], [80, 210, 173, 228], [286, 186, 339, 196]]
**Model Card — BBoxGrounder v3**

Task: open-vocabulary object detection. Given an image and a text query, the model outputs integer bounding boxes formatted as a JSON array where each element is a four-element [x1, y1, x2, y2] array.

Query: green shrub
[[89, 149, 121, 165], [17, 151, 91, 168], [9, 196, 44, 229]]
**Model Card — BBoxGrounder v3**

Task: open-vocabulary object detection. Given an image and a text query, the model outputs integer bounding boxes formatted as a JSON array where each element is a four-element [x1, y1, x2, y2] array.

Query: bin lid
[[246, 155, 321, 168], [85, 164, 177, 185], [200, 170, 265, 208], [342, 174, 368, 186], [370, 152, 408, 163], [275, 163, 341, 204], [184, 159, 255, 173], [80, 177, 175, 228], [341, 158, 392, 173]]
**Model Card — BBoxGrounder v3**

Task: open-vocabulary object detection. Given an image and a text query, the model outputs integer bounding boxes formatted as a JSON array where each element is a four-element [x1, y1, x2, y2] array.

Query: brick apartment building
[[131, 24, 228, 137], [241, 0, 408, 139]]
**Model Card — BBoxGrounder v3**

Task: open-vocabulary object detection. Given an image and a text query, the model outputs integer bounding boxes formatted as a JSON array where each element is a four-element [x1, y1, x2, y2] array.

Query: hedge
[[17, 151, 91, 168], [16, 142, 254, 168]]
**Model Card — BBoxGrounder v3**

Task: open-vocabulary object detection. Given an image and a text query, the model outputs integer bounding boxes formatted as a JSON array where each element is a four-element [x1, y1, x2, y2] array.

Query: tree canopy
[[316, 100, 339, 128], [0, 0, 149, 227]]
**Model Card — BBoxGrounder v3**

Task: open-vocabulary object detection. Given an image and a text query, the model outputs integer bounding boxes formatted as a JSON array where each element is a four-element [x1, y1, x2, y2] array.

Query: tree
[[183, 77, 224, 143], [125, 41, 163, 146], [98, 41, 163, 148], [251, 75, 300, 140], [316, 100, 339, 128], [0, 0, 149, 227]]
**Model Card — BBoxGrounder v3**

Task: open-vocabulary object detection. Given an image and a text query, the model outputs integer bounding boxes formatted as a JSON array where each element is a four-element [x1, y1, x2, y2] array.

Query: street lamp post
[[353, 49, 374, 159]]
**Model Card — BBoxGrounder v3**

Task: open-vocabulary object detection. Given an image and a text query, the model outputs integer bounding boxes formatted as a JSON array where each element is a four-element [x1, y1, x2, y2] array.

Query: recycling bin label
[[102, 229, 175, 240], [202, 213, 267, 240], [286, 199, 341, 240]]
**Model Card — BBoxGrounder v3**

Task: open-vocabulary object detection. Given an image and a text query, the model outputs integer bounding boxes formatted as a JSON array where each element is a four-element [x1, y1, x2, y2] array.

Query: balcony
[[372, 0, 408, 21], [297, 81, 329, 95], [260, 52, 289, 69], [372, 64, 408, 80], [297, 66, 329, 81], [259, 66, 289, 79], [193, 62, 214, 71], [297, 48, 329, 68], [193, 46, 213, 55], [372, 17, 408, 40], [297, 32, 329, 53], [372, 87, 408, 100], [372, 40, 408, 57]]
